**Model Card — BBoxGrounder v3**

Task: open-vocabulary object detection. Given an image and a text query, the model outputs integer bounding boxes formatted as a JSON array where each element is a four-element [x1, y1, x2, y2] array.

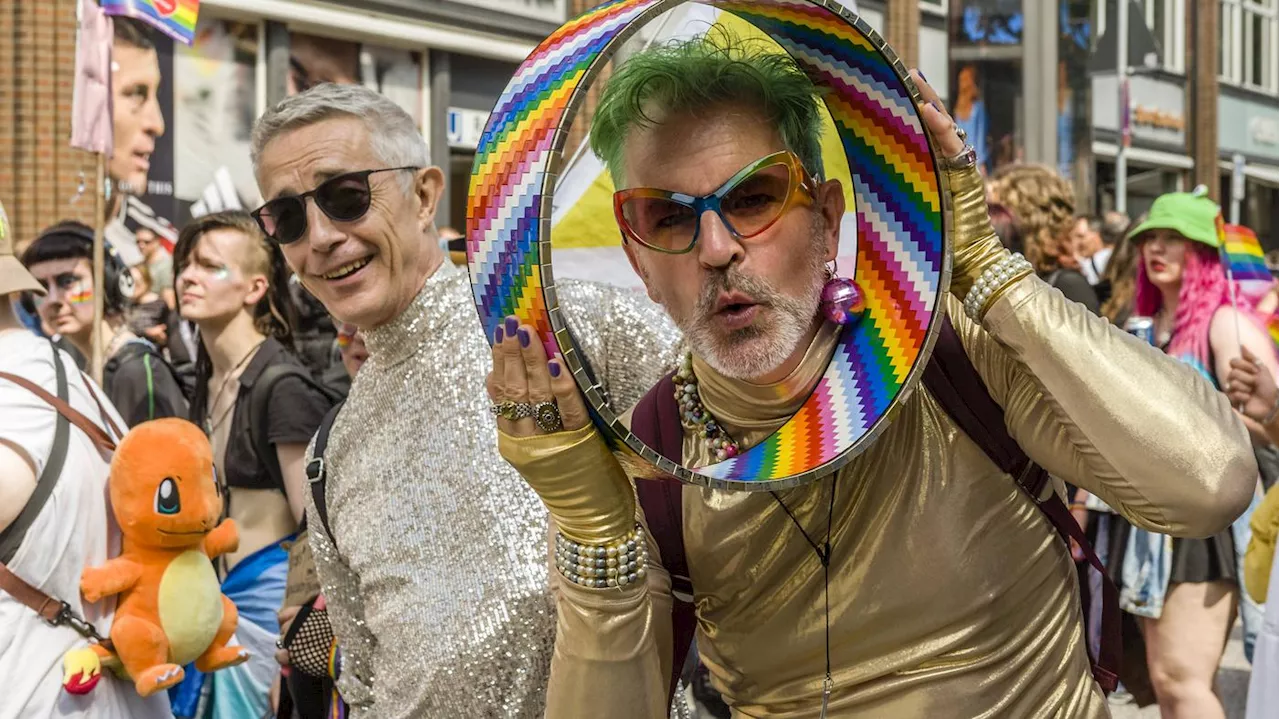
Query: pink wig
[[1135, 242, 1264, 369]]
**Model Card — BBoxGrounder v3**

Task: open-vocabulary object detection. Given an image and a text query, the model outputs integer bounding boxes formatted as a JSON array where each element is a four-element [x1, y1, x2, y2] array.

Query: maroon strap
[[630, 371, 697, 706], [0, 562, 65, 623], [922, 315, 1119, 692], [0, 371, 117, 454]]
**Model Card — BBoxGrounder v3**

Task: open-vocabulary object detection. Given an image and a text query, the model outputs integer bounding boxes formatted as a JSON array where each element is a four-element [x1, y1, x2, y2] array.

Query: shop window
[[1220, 0, 1279, 93], [921, 0, 948, 17], [1095, 0, 1185, 73], [950, 1, 1025, 176], [173, 19, 262, 221], [1059, 0, 1092, 184], [288, 32, 425, 125]]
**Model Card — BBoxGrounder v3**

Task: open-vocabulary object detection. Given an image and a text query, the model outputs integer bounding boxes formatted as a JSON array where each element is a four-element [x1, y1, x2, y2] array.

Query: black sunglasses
[[251, 167, 420, 245]]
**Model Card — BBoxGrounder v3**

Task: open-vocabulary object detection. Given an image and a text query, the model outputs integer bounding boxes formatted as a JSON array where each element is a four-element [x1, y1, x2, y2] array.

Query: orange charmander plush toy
[[78, 418, 248, 697]]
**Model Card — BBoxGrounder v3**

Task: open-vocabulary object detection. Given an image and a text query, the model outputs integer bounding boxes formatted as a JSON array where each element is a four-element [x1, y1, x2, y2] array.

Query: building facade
[[943, 0, 1277, 249], [0, 0, 548, 249], [2, 0, 1274, 251]]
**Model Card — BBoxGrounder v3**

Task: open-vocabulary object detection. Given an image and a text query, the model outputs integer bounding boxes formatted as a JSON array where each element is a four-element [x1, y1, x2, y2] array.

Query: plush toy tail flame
[[62, 647, 104, 694]]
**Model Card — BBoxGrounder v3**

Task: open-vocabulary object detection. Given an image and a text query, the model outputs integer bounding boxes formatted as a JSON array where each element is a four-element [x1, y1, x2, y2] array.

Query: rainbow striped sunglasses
[[613, 150, 817, 254]]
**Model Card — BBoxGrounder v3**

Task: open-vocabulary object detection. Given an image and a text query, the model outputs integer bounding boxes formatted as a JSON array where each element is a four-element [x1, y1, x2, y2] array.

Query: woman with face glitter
[[171, 210, 336, 719], [21, 222, 187, 427]]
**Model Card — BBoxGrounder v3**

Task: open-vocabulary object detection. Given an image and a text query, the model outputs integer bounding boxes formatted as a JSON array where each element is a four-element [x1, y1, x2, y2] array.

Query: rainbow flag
[[1222, 223, 1272, 283], [101, 0, 199, 46]]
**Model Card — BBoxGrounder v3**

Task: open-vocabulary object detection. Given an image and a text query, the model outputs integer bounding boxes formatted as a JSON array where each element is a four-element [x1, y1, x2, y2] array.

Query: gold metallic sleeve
[[498, 425, 636, 544], [955, 278, 1257, 537], [947, 164, 1009, 300], [544, 517, 673, 718]]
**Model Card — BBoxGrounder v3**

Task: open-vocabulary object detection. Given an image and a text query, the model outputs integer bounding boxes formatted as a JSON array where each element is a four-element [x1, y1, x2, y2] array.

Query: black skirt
[[1092, 512, 1237, 587]]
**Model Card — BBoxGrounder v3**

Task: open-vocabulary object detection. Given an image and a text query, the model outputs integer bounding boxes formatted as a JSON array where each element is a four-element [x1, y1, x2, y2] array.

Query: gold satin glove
[[499, 425, 637, 545], [947, 164, 1011, 301]]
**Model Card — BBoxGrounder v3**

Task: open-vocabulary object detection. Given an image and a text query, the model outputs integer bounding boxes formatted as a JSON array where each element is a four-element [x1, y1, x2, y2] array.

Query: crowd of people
[[0, 19, 1276, 719]]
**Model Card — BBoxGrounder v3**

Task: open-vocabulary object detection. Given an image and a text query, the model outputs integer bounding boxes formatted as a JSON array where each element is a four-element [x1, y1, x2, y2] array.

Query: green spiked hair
[[589, 32, 826, 187]]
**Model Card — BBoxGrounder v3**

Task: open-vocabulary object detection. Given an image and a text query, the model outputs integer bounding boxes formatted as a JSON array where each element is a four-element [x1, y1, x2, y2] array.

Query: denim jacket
[[1117, 358, 1263, 646], [1120, 481, 1262, 652]]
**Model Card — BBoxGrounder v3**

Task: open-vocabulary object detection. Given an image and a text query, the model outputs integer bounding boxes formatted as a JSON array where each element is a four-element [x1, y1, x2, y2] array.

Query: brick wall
[[0, 0, 97, 256], [563, 0, 609, 165], [886, 0, 919, 70]]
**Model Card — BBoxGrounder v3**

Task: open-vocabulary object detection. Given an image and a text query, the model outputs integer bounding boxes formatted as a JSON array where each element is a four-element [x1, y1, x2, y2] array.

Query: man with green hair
[[487, 36, 1256, 717]]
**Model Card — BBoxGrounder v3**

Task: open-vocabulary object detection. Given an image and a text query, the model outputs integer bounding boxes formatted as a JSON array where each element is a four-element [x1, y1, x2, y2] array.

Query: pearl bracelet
[[555, 525, 649, 590], [963, 252, 1034, 322]]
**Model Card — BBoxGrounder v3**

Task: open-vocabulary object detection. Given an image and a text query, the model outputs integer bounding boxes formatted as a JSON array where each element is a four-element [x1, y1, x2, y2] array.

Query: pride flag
[[1222, 223, 1272, 283], [101, 0, 199, 46]]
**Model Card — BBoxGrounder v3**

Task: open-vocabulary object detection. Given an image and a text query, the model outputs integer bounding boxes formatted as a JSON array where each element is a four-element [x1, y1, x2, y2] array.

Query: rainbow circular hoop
[[467, 0, 951, 492]]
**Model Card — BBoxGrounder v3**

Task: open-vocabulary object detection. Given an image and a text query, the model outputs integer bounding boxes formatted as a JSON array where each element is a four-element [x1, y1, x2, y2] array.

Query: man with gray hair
[[249, 83, 679, 717]]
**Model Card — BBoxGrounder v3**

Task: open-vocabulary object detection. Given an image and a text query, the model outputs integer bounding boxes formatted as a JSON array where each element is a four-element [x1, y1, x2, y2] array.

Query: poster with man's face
[[109, 20, 424, 255], [110, 17, 260, 252], [109, 22, 177, 256]]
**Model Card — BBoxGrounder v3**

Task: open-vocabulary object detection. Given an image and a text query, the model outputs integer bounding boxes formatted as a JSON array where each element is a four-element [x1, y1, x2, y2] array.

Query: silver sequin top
[[306, 261, 681, 718]]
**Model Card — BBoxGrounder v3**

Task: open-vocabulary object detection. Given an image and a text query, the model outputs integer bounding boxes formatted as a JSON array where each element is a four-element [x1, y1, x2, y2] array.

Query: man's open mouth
[[322, 256, 373, 281]]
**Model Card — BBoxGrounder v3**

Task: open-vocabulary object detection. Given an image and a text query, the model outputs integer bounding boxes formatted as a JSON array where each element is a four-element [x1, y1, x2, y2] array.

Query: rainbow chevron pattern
[[1222, 223, 1272, 283], [102, 0, 200, 46], [467, 0, 947, 491]]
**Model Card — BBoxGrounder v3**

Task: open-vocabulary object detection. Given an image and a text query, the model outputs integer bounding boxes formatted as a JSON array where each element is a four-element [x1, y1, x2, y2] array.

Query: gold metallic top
[[535, 277, 1256, 718], [305, 262, 680, 718]]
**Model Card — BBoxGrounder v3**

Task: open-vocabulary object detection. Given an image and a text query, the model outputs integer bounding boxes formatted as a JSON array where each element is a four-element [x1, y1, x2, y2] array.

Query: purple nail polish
[[548, 360, 561, 378], [494, 326, 504, 344], [505, 316, 518, 335], [918, 70, 928, 83], [517, 328, 530, 348]]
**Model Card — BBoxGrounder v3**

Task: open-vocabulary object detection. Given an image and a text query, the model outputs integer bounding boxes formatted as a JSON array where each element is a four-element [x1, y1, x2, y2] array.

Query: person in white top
[[0, 199, 171, 719]]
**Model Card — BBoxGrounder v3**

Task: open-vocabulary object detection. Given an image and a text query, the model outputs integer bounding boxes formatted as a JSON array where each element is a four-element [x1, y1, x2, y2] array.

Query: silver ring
[[533, 401, 562, 433], [953, 124, 968, 143], [941, 145, 978, 172]]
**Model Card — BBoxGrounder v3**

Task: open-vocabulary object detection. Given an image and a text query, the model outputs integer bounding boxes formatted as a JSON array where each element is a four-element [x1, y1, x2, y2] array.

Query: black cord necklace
[[770, 478, 839, 717], [675, 354, 841, 715]]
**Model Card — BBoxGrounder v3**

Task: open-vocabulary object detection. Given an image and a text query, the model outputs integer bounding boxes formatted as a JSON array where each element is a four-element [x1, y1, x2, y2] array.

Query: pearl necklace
[[673, 353, 741, 461]]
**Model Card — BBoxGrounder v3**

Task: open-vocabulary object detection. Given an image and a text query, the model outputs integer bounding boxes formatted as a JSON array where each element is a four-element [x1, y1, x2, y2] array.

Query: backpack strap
[[248, 362, 337, 492], [305, 401, 345, 548], [0, 341, 71, 564], [922, 314, 1120, 692], [630, 371, 696, 707]]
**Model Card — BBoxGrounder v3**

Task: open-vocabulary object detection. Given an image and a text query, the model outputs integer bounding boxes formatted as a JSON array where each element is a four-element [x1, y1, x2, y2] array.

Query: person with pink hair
[[1089, 189, 1276, 719]]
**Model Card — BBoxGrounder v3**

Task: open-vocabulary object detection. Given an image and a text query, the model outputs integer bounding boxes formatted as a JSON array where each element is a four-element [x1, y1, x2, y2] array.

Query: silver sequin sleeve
[[304, 262, 681, 718]]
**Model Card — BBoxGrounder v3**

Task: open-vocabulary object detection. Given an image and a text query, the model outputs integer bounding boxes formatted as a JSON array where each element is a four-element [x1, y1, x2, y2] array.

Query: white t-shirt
[[0, 330, 171, 719], [1080, 246, 1114, 286]]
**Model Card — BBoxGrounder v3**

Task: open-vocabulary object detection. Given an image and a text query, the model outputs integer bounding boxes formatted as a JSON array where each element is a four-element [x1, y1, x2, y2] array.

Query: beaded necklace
[[673, 352, 840, 716]]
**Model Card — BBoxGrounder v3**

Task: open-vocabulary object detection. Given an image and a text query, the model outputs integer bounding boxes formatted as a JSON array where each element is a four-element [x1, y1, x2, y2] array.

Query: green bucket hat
[[1124, 188, 1222, 248]]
